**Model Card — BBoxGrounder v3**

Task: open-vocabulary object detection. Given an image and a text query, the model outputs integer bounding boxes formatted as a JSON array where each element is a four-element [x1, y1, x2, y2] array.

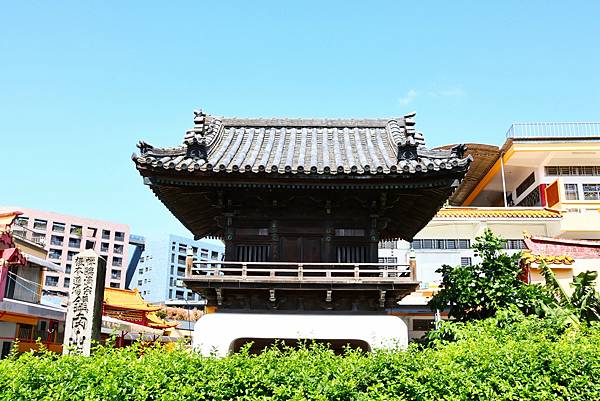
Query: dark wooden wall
[[218, 189, 385, 263]]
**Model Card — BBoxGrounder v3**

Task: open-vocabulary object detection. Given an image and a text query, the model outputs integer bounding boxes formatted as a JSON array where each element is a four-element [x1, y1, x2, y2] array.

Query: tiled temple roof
[[133, 110, 471, 176]]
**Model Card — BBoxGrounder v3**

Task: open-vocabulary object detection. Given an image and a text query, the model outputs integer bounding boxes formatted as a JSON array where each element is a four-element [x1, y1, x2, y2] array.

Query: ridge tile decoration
[[134, 110, 471, 175]]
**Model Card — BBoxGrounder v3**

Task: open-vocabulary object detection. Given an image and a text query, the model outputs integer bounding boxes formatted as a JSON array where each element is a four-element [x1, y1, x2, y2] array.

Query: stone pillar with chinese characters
[[63, 250, 106, 356]]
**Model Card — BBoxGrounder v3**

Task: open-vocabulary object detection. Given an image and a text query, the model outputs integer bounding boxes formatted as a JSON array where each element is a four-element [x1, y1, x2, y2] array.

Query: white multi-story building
[[130, 234, 224, 306]]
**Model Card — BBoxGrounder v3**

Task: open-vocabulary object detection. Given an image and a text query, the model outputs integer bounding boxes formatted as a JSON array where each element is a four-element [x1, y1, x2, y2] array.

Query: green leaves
[[1, 322, 600, 400], [429, 229, 542, 321]]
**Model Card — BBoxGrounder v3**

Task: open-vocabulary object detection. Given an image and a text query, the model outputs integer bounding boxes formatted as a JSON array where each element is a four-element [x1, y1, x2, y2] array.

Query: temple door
[[280, 237, 322, 262]]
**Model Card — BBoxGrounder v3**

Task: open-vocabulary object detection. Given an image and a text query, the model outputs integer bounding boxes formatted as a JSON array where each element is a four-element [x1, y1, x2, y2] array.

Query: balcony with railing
[[12, 225, 46, 247], [185, 260, 416, 288], [184, 260, 419, 311]]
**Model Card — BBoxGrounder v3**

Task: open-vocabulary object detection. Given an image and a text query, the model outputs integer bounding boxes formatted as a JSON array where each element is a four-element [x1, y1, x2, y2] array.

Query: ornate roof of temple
[[134, 110, 470, 175], [103, 288, 177, 329], [133, 109, 472, 240]]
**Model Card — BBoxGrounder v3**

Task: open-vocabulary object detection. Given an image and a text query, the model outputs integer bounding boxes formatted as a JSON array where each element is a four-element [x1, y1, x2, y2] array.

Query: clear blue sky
[[2, 1, 599, 238]]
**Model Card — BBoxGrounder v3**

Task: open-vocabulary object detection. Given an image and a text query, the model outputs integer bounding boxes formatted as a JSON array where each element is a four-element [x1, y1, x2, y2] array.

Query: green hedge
[[1, 314, 600, 401]]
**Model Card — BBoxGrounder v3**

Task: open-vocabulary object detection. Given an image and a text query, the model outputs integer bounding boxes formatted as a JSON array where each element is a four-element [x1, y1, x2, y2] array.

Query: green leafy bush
[[1, 314, 600, 400], [429, 229, 546, 321]]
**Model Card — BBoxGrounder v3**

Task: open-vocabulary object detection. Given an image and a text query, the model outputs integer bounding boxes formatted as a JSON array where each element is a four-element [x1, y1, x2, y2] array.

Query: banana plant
[[537, 260, 600, 326]]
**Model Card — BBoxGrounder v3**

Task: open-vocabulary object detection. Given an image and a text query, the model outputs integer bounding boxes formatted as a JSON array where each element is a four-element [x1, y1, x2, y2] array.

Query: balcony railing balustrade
[[186, 260, 414, 283]]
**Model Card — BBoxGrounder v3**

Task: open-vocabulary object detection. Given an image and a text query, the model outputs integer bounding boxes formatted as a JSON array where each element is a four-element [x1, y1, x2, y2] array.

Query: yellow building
[[453, 122, 600, 239]]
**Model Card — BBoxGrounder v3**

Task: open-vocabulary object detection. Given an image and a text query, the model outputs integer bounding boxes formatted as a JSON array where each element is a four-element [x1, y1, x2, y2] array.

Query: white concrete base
[[193, 313, 408, 356]]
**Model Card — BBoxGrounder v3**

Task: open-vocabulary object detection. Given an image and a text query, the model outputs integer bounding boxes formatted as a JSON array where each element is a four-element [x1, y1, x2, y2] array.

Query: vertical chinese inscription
[[63, 250, 106, 356]]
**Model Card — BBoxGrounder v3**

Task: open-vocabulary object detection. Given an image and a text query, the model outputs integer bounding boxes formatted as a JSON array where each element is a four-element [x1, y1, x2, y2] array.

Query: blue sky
[[2, 1, 599, 238]]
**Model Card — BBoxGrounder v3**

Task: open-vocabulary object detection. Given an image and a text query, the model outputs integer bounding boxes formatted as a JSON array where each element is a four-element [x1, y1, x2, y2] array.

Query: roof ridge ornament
[[183, 109, 210, 160], [391, 112, 420, 162]]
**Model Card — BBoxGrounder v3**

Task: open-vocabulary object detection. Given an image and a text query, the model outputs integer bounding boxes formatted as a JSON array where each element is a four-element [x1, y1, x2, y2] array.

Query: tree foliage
[[429, 229, 544, 321]]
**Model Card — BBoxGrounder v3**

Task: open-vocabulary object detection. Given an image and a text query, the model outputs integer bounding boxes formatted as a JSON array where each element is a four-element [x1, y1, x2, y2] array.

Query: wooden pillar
[[224, 213, 235, 261], [369, 214, 379, 263], [269, 219, 279, 261]]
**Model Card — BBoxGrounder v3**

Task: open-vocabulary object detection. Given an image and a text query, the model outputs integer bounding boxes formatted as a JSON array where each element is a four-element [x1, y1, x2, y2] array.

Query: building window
[[113, 244, 124, 255], [169, 289, 173, 299], [112, 257, 122, 267], [52, 222, 65, 233], [211, 251, 220, 259], [378, 257, 398, 264], [70, 225, 82, 236], [137, 280, 143, 286], [64, 277, 70, 288], [16, 217, 29, 227], [18, 324, 34, 340], [85, 240, 95, 250], [177, 267, 186, 277], [178, 244, 187, 254], [460, 257, 472, 267], [111, 269, 121, 280], [100, 242, 109, 252], [138, 268, 143, 275], [176, 290, 185, 300], [546, 166, 600, 176], [504, 239, 527, 250], [65, 264, 72, 274], [412, 239, 470, 250], [583, 184, 600, 200], [110, 282, 120, 288], [48, 249, 62, 260], [45, 276, 59, 287], [516, 187, 541, 207], [114, 231, 125, 242], [564, 184, 579, 200], [67, 251, 77, 261], [412, 319, 435, 331], [68, 237, 81, 248], [177, 255, 186, 265], [33, 219, 47, 230], [102, 230, 111, 240], [516, 172, 535, 198], [458, 239, 471, 249], [50, 235, 64, 246]]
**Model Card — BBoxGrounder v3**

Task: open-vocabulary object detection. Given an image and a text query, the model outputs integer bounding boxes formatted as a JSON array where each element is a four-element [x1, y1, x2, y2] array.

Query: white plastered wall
[[193, 313, 408, 357]]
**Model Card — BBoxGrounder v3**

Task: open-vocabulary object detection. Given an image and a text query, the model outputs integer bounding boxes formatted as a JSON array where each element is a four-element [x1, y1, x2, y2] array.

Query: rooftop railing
[[506, 122, 600, 139], [186, 260, 414, 283]]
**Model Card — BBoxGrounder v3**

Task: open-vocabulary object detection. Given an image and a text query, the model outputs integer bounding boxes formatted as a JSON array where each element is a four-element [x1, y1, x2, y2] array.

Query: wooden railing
[[186, 260, 414, 282]]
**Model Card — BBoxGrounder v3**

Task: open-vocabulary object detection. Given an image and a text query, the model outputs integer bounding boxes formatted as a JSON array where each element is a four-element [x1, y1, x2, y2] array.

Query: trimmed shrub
[[1, 315, 600, 400]]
